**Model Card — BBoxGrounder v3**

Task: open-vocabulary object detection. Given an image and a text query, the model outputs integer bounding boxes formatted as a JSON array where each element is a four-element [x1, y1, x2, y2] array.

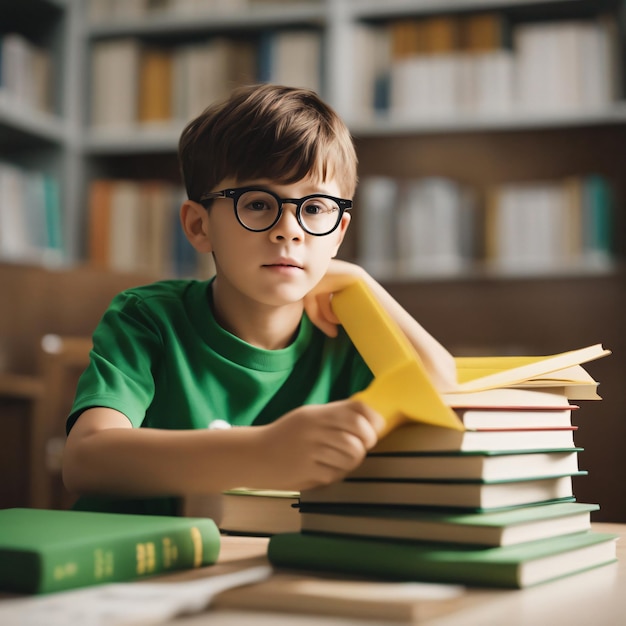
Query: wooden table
[[163, 522, 625, 625]]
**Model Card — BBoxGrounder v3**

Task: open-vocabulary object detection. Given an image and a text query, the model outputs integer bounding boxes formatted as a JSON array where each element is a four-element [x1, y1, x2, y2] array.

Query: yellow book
[[331, 280, 610, 436], [331, 281, 463, 435], [454, 344, 609, 393]]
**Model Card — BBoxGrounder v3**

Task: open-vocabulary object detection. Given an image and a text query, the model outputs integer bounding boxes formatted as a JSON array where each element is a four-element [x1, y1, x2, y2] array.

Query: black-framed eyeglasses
[[199, 186, 352, 236]]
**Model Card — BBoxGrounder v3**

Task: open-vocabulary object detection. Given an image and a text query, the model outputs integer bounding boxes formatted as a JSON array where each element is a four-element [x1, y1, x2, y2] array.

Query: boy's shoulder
[[111, 278, 207, 310]]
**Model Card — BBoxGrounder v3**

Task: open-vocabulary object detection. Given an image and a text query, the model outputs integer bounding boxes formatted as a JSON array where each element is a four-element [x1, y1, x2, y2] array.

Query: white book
[[579, 21, 614, 109], [388, 57, 414, 120], [1, 34, 34, 107], [178, 38, 246, 120], [398, 178, 467, 277], [270, 30, 322, 94], [472, 50, 515, 115], [91, 39, 141, 129], [350, 23, 390, 122], [349, 450, 580, 482], [0, 164, 28, 260], [301, 475, 577, 510], [427, 53, 462, 118], [515, 23, 551, 113], [108, 181, 142, 272], [140, 182, 177, 275], [356, 177, 398, 278]]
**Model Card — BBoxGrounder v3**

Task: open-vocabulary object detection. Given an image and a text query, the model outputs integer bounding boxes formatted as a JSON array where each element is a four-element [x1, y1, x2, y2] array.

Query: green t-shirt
[[68, 279, 373, 515]]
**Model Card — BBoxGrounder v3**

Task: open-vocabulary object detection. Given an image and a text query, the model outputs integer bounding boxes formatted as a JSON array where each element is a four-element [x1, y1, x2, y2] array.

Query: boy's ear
[[180, 200, 213, 253], [331, 211, 351, 258]]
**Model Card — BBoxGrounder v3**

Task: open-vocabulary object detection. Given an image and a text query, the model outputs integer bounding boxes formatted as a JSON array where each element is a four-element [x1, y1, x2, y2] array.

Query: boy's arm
[[304, 260, 457, 392], [62, 401, 384, 497]]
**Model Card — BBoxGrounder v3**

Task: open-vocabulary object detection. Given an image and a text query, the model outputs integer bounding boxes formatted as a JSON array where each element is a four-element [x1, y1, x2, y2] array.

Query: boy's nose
[[270, 205, 303, 241]]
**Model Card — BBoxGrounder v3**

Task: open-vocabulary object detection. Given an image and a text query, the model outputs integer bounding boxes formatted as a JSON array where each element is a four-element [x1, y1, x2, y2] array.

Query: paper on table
[[0, 565, 272, 626]]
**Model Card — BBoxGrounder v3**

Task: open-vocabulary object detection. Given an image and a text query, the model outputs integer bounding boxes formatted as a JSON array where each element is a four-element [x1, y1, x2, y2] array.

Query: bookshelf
[[0, 0, 625, 519]]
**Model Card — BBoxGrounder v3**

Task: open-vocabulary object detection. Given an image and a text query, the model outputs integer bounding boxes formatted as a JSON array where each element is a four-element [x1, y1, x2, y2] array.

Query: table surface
[[1, 522, 623, 625], [162, 522, 625, 626]]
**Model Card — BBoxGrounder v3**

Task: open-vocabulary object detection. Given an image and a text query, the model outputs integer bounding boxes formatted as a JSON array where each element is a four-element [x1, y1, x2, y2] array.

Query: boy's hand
[[304, 259, 367, 337], [255, 399, 385, 491]]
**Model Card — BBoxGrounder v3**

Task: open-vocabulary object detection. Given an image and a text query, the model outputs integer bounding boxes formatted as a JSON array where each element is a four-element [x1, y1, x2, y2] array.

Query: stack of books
[[270, 381, 616, 588], [268, 281, 617, 588]]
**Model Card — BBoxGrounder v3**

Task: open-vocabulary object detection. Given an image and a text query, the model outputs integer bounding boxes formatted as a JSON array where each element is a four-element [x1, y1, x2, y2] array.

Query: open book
[[331, 280, 610, 435]]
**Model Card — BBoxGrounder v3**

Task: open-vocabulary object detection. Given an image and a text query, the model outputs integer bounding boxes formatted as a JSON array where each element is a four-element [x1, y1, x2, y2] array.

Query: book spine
[[36, 519, 220, 594]]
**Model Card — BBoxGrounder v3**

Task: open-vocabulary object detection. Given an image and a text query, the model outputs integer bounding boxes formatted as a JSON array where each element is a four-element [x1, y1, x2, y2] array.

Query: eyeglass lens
[[236, 190, 340, 234]]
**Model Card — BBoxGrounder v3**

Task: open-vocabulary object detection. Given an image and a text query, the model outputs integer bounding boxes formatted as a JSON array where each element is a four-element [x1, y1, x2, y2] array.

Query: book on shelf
[[259, 29, 322, 94], [87, 178, 201, 277], [0, 32, 53, 114], [0, 163, 64, 265], [299, 501, 598, 547], [138, 46, 173, 125], [183, 488, 300, 536], [395, 177, 477, 278], [0, 508, 220, 595], [348, 449, 581, 482], [90, 38, 141, 130], [268, 530, 617, 589], [300, 474, 581, 511], [174, 37, 256, 122], [484, 175, 615, 275]]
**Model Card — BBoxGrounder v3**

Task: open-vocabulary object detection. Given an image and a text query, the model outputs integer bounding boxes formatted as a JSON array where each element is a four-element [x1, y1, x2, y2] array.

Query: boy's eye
[[302, 200, 337, 216], [242, 198, 274, 212]]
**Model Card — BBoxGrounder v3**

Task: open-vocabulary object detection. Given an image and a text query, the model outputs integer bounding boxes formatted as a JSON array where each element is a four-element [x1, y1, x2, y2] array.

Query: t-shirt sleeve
[[67, 291, 162, 433]]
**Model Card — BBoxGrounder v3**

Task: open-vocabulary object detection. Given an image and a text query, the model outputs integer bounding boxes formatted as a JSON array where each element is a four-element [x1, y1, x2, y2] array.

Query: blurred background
[[0, 0, 624, 519]]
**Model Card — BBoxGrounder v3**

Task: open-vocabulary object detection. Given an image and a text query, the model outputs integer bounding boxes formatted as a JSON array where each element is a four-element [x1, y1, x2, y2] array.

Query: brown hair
[[178, 84, 358, 202]]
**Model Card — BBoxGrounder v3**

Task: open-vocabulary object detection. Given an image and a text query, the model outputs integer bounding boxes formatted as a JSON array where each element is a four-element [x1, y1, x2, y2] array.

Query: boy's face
[[191, 177, 351, 309]]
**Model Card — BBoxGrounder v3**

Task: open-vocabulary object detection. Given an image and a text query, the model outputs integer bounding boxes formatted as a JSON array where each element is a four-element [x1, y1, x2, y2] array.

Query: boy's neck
[[210, 281, 303, 350]]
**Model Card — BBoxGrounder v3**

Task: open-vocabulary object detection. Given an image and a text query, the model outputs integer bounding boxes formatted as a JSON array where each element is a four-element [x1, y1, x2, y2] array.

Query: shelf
[[0, 94, 66, 145], [366, 261, 620, 286], [87, 3, 326, 39], [81, 102, 626, 154], [350, 103, 626, 137], [84, 125, 183, 154]]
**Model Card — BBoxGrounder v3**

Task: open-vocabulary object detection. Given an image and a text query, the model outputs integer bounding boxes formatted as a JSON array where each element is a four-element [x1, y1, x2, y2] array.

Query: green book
[[300, 474, 584, 510], [0, 508, 221, 595], [299, 501, 599, 547], [268, 530, 617, 589]]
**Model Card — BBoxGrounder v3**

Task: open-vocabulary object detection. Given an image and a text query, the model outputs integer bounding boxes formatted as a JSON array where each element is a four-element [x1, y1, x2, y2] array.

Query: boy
[[63, 84, 456, 515]]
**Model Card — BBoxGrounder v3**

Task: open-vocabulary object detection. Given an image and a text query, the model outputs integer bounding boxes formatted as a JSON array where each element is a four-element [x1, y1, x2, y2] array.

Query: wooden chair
[[29, 334, 92, 510]]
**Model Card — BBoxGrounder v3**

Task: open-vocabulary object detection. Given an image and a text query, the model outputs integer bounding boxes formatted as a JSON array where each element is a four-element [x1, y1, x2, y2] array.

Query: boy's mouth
[[263, 258, 304, 270]]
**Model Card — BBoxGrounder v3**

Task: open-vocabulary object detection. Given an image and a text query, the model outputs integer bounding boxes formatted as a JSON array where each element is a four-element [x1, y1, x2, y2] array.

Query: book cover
[[299, 501, 598, 547], [300, 474, 581, 510], [0, 508, 220, 595], [268, 530, 617, 588]]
